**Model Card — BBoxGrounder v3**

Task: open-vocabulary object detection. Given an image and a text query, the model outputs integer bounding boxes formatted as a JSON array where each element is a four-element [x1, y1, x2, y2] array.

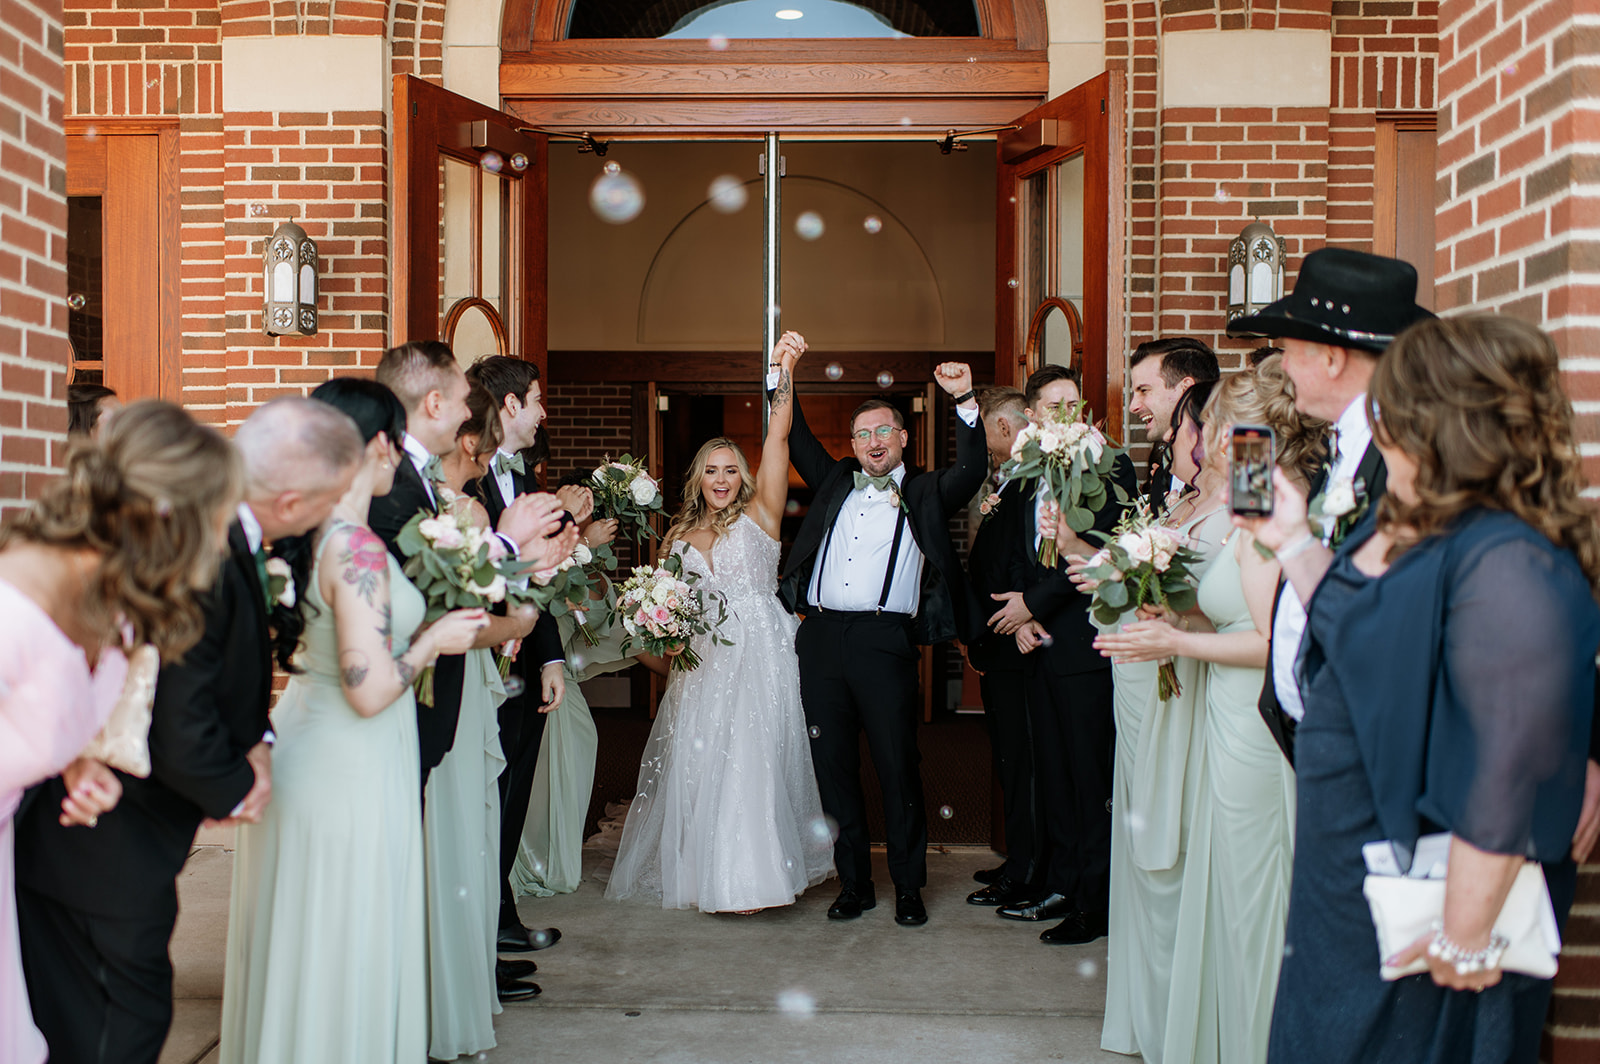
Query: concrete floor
[[160, 842, 1128, 1064]]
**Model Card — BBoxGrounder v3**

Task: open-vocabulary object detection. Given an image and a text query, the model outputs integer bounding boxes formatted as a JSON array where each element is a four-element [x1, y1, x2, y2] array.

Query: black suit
[[16, 523, 272, 1064], [1011, 457, 1137, 922], [466, 461, 564, 931], [1257, 441, 1387, 765], [779, 395, 986, 890], [966, 477, 1042, 885]]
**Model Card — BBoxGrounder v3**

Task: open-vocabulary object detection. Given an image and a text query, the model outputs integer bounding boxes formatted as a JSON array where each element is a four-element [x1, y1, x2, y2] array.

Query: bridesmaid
[[220, 379, 488, 1063], [1096, 359, 1325, 1064], [1, 402, 240, 1064]]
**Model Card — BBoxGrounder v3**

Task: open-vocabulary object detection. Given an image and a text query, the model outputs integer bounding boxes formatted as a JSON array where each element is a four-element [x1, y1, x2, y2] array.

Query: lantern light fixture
[[262, 220, 318, 337], [1225, 220, 1286, 336]]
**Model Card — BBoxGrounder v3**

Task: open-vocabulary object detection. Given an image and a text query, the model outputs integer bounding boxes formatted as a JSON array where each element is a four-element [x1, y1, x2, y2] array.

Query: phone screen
[[1230, 425, 1276, 517]]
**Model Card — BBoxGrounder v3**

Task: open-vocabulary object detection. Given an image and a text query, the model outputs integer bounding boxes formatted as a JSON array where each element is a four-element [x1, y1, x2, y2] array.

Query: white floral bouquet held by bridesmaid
[[609, 553, 732, 672], [1080, 503, 1203, 700], [1000, 398, 1127, 566], [528, 540, 618, 648], [591, 455, 666, 539]]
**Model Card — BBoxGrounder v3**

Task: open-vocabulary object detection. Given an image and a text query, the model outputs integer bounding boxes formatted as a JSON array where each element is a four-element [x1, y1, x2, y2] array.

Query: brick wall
[[543, 382, 641, 568], [0, 0, 68, 514]]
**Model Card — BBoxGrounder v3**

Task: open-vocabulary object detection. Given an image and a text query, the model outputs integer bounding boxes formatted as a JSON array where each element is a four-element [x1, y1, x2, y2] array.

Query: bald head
[[236, 397, 364, 541]]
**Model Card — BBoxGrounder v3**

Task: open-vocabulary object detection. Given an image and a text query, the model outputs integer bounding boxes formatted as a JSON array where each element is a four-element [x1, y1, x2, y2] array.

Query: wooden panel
[[102, 136, 162, 401], [505, 96, 1043, 135], [549, 350, 995, 385], [65, 135, 106, 195], [1374, 113, 1437, 311]]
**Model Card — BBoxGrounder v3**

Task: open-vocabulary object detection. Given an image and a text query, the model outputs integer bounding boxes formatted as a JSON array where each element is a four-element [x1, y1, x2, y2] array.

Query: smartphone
[[1230, 425, 1276, 517]]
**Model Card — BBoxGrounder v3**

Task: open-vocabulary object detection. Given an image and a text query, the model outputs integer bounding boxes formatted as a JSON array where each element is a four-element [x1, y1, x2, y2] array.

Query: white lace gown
[[606, 514, 835, 912]]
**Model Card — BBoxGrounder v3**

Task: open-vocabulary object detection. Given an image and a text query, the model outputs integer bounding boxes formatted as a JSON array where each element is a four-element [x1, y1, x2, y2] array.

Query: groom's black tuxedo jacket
[[370, 458, 466, 780], [16, 523, 272, 921], [777, 394, 987, 646], [465, 465, 563, 676]]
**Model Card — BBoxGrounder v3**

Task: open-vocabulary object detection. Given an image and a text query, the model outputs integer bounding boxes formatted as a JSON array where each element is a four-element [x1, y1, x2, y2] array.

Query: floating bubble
[[938, 804, 954, 820], [807, 815, 838, 846], [509, 152, 529, 173], [692, 736, 706, 752], [784, 857, 796, 871], [899, 116, 912, 126], [784, 498, 801, 515], [825, 362, 844, 381], [1283, 942, 1295, 958], [83, 125, 96, 140], [603, 160, 621, 175], [862, 215, 883, 235], [66, 293, 86, 311], [1077, 960, 1099, 978], [456, 885, 469, 900], [1125, 811, 1146, 835], [590, 167, 645, 224], [147, 79, 158, 88], [795, 211, 825, 241], [1037, 631, 1055, 648], [776, 988, 816, 1017], [708, 34, 731, 51], [875, 371, 895, 389], [480, 150, 504, 174], [530, 928, 553, 949], [477, 1054, 490, 1062], [1504, 63, 1518, 76], [708, 174, 748, 214], [807, 725, 821, 739], [1214, 188, 1229, 203], [503, 675, 526, 698], [1007, 278, 1020, 289], [249, 202, 269, 217]]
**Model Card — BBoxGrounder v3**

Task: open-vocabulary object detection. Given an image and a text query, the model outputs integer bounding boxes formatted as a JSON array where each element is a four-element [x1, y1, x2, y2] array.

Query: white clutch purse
[[77, 643, 158, 778], [1363, 859, 1561, 981]]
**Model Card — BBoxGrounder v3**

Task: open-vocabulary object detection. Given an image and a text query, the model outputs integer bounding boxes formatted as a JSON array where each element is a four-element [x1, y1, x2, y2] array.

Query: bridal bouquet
[[592, 455, 666, 539], [1080, 503, 1203, 701], [1000, 399, 1126, 567], [609, 553, 731, 672], [527, 540, 619, 648]]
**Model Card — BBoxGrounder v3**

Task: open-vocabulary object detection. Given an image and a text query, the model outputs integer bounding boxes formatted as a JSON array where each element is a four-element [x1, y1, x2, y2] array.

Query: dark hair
[[465, 355, 540, 411], [67, 383, 117, 437], [1168, 378, 1219, 444], [375, 340, 460, 412], [1023, 364, 1083, 411], [1247, 345, 1284, 368], [1130, 337, 1221, 388], [849, 398, 904, 432]]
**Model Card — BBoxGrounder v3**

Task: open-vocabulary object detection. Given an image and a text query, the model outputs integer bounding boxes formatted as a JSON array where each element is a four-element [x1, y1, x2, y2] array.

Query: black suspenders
[[813, 483, 910, 615]]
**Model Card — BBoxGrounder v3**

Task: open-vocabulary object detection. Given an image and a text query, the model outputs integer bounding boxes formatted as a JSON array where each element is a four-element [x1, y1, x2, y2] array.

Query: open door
[[392, 76, 547, 379], [995, 71, 1126, 442]]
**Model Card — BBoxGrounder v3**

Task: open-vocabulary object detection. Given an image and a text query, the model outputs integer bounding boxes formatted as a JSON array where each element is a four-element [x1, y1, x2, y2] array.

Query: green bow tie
[[853, 471, 898, 494], [494, 452, 525, 477], [421, 454, 445, 485], [251, 545, 272, 607]]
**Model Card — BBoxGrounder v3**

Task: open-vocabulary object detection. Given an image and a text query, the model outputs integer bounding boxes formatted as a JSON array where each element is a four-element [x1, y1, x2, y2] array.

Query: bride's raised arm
[[750, 330, 806, 539]]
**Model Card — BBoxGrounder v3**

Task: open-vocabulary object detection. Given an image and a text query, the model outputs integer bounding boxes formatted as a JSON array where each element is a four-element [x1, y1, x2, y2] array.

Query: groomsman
[[1126, 338, 1218, 513], [779, 362, 987, 927], [963, 387, 1044, 907], [989, 365, 1137, 945], [461, 354, 570, 960], [15, 399, 365, 1064]]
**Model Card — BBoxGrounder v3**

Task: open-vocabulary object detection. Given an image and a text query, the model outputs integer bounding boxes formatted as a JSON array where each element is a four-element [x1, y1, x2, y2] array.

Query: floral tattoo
[[340, 526, 390, 605]]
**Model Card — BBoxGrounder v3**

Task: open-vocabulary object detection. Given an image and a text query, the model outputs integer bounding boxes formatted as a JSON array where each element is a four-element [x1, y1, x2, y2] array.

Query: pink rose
[[651, 605, 671, 625], [665, 596, 680, 611], [486, 536, 508, 562], [634, 609, 650, 626]]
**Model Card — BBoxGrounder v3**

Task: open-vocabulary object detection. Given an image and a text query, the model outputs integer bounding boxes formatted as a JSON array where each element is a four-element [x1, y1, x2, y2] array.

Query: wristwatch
[[953, 389, 976, 405]]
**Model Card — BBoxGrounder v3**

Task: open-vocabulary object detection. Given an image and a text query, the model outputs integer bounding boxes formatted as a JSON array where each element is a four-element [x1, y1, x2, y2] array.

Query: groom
[[779, 361, 986, 926]]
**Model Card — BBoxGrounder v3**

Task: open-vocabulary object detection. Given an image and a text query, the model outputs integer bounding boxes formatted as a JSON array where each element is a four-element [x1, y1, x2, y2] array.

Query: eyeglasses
[[852, 425, 898, 442]]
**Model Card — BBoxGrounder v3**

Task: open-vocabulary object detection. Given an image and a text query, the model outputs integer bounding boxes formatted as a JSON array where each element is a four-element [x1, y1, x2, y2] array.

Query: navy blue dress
[[1267, 509, 1598, 1064]]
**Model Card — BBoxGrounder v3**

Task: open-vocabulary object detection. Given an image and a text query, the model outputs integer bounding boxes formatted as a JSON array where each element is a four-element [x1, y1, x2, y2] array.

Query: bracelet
[[1275, 532, 1318, 561], [1426, 920, 1510, 976], [953, 389, 976, 405]]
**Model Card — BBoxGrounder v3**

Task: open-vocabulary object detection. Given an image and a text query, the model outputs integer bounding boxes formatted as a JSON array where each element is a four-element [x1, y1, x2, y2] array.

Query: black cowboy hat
[[1230, 247, 1434, 354]]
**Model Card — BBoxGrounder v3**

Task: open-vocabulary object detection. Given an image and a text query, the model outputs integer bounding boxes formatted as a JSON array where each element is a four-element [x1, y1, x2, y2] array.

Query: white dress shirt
[[1272, 393, 1374, 721], [491, 448, 518, 508], [237, 502, 263, 555]]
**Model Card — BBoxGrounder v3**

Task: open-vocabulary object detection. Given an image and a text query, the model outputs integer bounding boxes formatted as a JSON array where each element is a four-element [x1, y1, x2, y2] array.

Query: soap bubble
[[1077, 960, 1099, 978], [1037, 631, 1054, 648], [692, 737, 706, 752], [807, 815, 838, 846], [825, 362, 844, 381], [1007, 278, 1020, 289], [938, 804, 954, 820], [530, 928, 554, 949], [807, 725, 821, 739], [776, 988, 816, 1017], [1503, 62, 1518, 76], [509, 152, 529, 173], [899, 116, 912, 126], [708, 175, 748, 214], [590, 167, 645, 224], [147, 79, 158, 88], [795, 211, 825, 240], [479, 150, 504, 174], [784, 499, 801, 515], [784, 857, 796, 871], [862, 215, 883, 235], [249, 203, 269, 217], [875, 371, 894, 389], [1125, 811, 1146, 835], [708, 34, 730, 51], [83, 125, 96, 140], [503, 676, 526, 698], [456, 885, 469, 900], [66, 293, 86, 311]]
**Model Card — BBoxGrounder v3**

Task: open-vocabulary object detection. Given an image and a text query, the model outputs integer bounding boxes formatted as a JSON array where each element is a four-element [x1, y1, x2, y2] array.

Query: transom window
[[567, 0, 980, 38]]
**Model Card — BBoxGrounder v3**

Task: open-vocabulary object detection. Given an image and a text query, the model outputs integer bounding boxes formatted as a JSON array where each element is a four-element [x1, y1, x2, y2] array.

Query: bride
[[607, 332, 834, 913]]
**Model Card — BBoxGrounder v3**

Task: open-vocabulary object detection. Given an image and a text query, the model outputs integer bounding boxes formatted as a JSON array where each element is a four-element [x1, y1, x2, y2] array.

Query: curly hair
[[662, 437, 756, 552], [0, 400, 242, 661], [1200, 355, 1329, 490], [1370, 314, 1600, 592]]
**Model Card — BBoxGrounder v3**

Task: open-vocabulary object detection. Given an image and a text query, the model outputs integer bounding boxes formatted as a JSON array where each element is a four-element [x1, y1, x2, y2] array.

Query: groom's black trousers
[[796, 610, 927, 890]]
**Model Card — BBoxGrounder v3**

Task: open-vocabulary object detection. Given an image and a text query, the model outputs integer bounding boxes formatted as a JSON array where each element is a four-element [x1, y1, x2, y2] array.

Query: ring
[[86, 815, 98, 829]]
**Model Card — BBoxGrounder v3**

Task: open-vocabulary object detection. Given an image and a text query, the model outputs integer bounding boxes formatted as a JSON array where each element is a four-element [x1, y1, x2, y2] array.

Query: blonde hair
[[663, 437, 756, 551], [0, 400, 244, 660], [1202, 358, 1328, 490]]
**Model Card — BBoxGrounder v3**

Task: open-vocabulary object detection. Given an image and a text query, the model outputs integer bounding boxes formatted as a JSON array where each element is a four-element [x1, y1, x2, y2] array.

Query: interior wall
[[548, 141, 996, 352]]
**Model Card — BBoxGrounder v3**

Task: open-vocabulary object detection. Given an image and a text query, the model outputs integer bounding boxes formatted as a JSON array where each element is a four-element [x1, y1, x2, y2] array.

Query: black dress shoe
[[496, 975, 542, 1002], [996, 892, 1074, 922], [894, 888, 928, 927], [498, 925, 562, 953], [966, 876, 1038, 907], [826, 884, 877, 920], [498, 958, 537, 979], [972, 864, 1005, 885], [1040, 911, 1109, 945]]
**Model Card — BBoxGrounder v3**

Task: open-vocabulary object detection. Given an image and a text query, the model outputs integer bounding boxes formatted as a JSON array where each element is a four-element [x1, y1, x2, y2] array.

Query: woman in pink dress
[[0, 400, 242, 1064]]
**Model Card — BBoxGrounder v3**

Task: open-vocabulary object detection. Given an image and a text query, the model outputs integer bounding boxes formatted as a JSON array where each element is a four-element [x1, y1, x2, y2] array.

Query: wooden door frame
[[64, 117, 180, 403]]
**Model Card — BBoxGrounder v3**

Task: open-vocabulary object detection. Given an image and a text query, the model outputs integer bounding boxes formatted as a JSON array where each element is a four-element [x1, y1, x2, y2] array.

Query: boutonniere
[[978, 491, 1003, 524], [1308, 475, 1369, 548], [264, 557, 296, 609]]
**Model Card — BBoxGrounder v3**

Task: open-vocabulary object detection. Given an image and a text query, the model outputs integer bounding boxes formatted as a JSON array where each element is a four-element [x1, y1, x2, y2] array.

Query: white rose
[[1061, 422, 1090, 446], [1118, 531, 1153, 564], [1082, 425, 1107, 462], [1037, 422, 1069, 455], [1321, 477, 1358, 518], [1010, 424, 1039, 458], [651, 582, 674, 604], [264, 557, 296, 608], [629, 474, 659, 506], [417, 516, 448, 542], [432, 524, 465, 551], [572, 542, 593, 566], [473, 574, 508, 603]]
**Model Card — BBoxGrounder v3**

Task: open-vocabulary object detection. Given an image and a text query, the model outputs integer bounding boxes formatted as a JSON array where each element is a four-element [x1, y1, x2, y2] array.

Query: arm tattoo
[[340, 650, 370, 689], [378, 601, 394, 652], [771, 369, 792, 411], [339, 526, 389, 607], [395, 658, 417, 686]]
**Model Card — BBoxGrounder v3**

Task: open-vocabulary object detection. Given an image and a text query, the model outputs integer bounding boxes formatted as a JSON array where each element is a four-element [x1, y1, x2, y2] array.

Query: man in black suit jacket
[[16, 398, 363, 1064], [988, 365, 1137, 946], [778, 361, 986, 927], [962, 387, 1044, 907]]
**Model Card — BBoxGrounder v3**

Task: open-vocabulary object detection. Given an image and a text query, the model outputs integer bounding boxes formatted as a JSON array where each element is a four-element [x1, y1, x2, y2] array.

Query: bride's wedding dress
[[607, 514, 834, 912]]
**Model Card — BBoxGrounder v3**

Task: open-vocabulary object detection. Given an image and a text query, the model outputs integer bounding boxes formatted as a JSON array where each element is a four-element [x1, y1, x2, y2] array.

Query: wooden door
[[995, 71, 1126, 441], [65, 121, 179, 401], [392, 75, 547, 373]]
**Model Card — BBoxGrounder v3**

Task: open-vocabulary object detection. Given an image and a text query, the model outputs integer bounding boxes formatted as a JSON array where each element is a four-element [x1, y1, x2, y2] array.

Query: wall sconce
[[1226, 221, 1286, 336], [262, 220, 318, 337]]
